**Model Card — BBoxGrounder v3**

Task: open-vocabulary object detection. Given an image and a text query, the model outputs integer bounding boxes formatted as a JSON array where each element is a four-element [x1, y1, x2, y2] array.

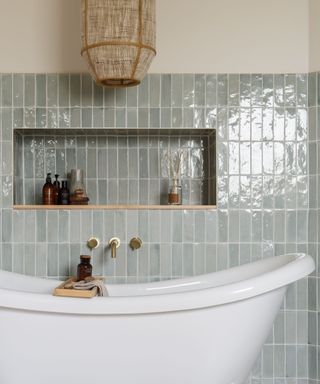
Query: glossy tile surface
[[14, 130, 215, 205], [0, 72, 318, 383]]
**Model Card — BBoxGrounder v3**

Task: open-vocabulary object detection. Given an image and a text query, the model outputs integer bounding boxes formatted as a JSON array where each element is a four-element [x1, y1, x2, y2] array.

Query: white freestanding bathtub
[[0, 253, 314, 384]]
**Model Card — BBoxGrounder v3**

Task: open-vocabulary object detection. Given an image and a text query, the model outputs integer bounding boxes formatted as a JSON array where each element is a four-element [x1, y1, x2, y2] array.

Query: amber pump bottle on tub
[[42, 173, 55, 205], [77, 255, 93, 281]]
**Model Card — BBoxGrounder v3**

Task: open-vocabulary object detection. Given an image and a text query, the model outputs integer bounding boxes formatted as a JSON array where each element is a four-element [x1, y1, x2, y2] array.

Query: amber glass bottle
[[42, 173, 55, 205], [53, 174, 60, 204], [77, 255, 93, 281]]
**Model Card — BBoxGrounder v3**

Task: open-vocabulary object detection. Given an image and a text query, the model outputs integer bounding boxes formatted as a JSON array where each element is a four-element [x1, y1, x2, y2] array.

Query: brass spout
[[109, 237, 120, 259]]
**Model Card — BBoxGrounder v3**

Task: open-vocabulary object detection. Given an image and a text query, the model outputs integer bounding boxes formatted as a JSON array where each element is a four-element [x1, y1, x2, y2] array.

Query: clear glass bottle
[[168, 178, 182, 205], [70, 169, 89, 205], [70, 169, 86, 195], [77, 255, 93, 281]]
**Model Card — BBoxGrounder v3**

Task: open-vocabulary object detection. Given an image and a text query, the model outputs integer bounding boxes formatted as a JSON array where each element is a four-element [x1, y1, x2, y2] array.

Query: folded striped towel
[[65, 277, 108, 297]]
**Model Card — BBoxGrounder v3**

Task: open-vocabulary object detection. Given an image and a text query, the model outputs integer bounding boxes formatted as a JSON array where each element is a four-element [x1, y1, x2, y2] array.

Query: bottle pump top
[[46, 173, 52, 183]]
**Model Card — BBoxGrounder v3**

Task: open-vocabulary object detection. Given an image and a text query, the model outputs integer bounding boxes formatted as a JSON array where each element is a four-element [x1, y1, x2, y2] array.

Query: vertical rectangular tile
[[25, 74, 36, 106], [160, 74, 171, 107], [2, 74, 12, 107], [59, 74, 70, 107]]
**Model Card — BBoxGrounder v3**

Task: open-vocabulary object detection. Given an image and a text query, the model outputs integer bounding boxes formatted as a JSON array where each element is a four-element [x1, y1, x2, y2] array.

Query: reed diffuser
[[163, 147, 185, 205]]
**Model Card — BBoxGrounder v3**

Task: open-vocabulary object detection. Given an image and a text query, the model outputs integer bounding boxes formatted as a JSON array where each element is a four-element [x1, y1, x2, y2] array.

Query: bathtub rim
[[0, 253, 314, 315]]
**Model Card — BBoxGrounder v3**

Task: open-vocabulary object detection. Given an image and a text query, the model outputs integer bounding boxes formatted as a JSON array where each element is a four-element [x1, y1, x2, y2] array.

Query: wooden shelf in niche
[[13, 205, 217, 211], [13, 128, 216, 209]]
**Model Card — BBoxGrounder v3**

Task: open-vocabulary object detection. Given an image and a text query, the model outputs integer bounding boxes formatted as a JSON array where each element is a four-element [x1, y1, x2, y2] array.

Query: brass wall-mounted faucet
[[109, 237, 120, 258], [107, 237, 141, 258]]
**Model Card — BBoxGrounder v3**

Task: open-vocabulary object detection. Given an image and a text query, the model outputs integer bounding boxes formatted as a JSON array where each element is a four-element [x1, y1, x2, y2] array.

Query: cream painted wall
[[0, 0, 83, 73], [0, 0, 311, 73], [309, 0, 320, 71], [153, 0, 309, 73]]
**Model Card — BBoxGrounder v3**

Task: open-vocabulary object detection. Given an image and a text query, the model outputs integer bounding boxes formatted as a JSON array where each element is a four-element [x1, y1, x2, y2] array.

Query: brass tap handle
[[87, 237, 100, 250], [109, 237, 120, 259], [129, 237, 142, 251]]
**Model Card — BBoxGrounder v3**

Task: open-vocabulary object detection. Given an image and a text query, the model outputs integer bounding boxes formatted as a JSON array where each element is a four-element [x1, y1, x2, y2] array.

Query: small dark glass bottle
[[77, 255, 93, 281], [58, 181, 70, 205]]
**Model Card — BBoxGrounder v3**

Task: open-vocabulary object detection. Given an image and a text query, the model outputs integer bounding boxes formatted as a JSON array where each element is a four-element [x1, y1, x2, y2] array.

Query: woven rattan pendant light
[[81, 0, 156, 88]]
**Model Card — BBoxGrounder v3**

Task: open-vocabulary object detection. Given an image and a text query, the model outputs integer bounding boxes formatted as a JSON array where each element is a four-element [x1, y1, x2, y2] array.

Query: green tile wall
[[0, 72, 318, 383]]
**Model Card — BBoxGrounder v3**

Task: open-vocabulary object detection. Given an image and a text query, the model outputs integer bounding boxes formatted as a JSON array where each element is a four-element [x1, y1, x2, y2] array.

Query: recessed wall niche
[[14, 128, 216, 208]]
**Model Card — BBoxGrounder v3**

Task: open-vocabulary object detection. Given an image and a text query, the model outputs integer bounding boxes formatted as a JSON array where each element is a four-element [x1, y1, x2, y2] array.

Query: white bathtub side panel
[[0, 288, 285, 384]]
